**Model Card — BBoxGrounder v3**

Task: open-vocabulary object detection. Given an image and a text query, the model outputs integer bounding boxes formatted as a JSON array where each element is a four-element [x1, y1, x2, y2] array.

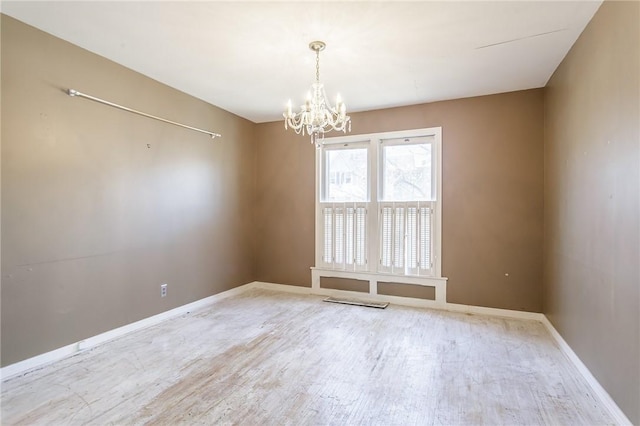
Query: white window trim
[[314, 127, 446, 302]]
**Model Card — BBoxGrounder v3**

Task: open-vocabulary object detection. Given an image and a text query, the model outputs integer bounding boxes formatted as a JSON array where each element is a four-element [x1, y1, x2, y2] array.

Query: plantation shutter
[[335, 207, 344, 265], [354, 206, 367, 267], [378, 202, 434, 275], [320, 203, 368, 270]]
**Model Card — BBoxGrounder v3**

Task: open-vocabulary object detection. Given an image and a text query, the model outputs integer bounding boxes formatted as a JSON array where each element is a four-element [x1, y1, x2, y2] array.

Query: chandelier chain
[[316, 49, 320, 84]]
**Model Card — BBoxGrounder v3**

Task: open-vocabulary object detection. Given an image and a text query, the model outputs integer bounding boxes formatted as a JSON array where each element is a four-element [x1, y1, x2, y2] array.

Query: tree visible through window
[[381, 141, 432, 201]]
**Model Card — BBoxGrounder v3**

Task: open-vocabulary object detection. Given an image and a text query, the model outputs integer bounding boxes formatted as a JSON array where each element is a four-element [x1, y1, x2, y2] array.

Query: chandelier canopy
[[283, 41, 351, 146]]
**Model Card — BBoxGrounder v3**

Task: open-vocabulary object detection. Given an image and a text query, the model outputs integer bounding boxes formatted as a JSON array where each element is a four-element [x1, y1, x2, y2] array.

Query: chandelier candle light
[[283, 41, 351, 146]]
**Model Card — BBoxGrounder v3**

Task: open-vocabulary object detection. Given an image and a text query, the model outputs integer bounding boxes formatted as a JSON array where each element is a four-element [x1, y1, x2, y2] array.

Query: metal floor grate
[[323, 297, 389, 309]]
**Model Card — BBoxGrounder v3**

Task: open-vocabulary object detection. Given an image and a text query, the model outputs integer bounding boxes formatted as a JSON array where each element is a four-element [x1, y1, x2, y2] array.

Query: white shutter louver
[[406, 206, 418, 274], [355, 206, 367, 267], [393, 207, 405, 270], [345, 207, 354, 265], [335, 207, 344, 265]]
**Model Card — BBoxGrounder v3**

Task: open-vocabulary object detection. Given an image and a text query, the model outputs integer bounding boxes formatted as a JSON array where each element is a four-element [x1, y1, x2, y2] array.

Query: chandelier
[[283, 41, 351, 145]]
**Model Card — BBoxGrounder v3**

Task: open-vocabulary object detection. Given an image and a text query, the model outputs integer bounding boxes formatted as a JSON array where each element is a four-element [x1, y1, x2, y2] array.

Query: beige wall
[[256, 89, 544, 312], [1, 15, 257, 366], [543, 1, 639, 423]]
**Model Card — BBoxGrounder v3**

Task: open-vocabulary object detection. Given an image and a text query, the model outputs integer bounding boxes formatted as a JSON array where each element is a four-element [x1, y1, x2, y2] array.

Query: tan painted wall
[[256, 89, 544, 312], [543, 1, 639, 423], [1, 16, 257, 366]]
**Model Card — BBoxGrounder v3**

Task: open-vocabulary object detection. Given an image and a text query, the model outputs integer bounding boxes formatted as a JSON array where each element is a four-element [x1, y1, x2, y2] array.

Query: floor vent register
[[323, 297, 389, 309]]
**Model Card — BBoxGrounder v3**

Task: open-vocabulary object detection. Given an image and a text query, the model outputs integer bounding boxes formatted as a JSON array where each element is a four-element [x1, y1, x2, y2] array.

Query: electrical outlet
[[160, 283, 168, 297]]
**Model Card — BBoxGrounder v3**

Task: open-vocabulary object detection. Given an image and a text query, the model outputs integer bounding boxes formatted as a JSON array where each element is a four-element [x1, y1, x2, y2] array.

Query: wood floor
[[1, 288, 614, 425]]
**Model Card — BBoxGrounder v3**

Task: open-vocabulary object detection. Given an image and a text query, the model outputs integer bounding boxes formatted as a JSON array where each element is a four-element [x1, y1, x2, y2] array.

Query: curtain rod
[[67, 89, 221, 139]]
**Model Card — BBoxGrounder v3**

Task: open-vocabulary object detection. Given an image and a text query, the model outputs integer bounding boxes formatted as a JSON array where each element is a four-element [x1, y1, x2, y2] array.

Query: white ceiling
[[2, 1, 602, 124]]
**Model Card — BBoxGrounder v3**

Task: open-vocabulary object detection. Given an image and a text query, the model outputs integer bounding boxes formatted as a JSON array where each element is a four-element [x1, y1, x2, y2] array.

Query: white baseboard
[[540, 316, 632, 426], [444, 302, 544, 321], [247, 281, 313, 295], [251, 281, 543, 320], [2, 280, 631, 425], [0, 342, 81, 383], [1, 282, 254, 381]]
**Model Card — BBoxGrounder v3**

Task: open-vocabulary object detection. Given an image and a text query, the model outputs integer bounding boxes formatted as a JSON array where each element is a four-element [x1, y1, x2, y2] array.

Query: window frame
[[315, 127, 443, 280], [317, 140, 371, 271]]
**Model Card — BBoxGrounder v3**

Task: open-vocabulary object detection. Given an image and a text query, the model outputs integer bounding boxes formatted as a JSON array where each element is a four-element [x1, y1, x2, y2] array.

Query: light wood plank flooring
[[1, 289, 614, 425]]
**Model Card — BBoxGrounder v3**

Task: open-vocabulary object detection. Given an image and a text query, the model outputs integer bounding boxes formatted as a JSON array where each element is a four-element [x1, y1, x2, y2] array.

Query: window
[[323, 147, 368, 202], [319, 142, 369, 271], [381, 138, 433, 201], [316, 128, 442, 279]]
